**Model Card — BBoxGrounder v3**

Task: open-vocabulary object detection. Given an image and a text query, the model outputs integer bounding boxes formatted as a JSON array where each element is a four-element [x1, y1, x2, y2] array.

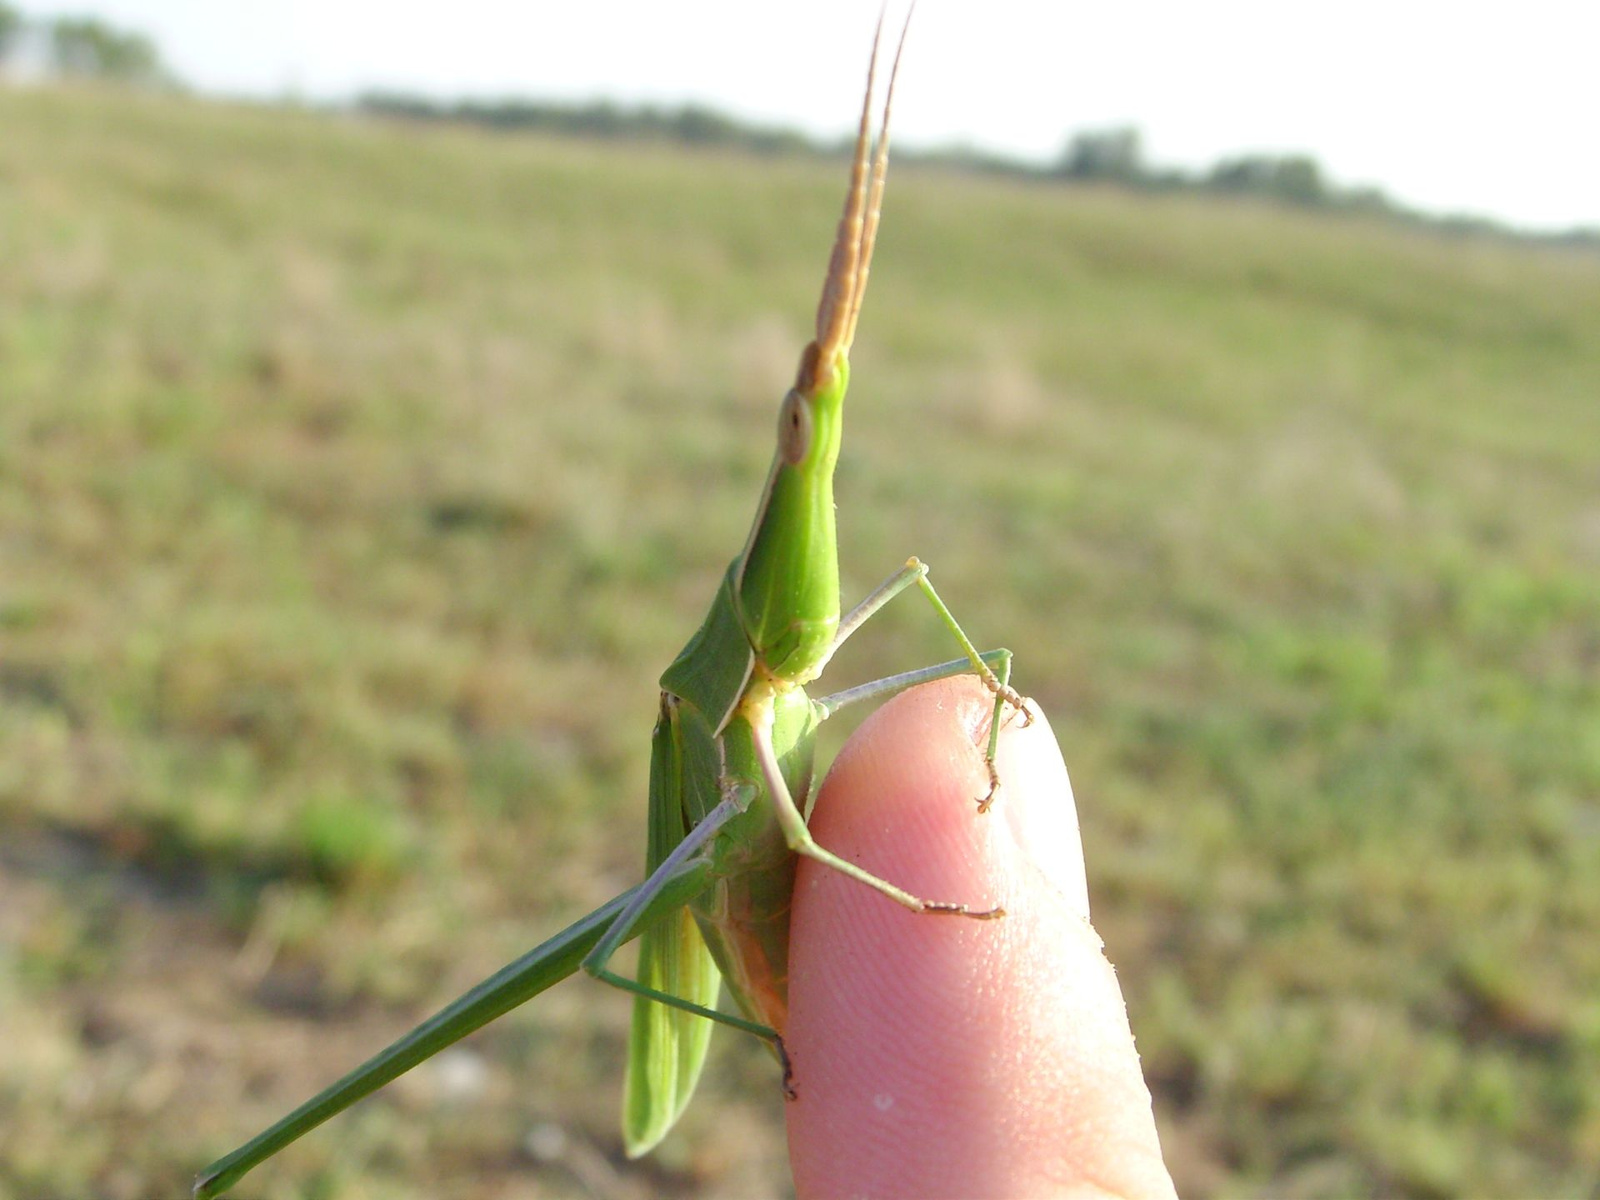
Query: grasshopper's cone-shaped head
[[733, 9, 912, 684]]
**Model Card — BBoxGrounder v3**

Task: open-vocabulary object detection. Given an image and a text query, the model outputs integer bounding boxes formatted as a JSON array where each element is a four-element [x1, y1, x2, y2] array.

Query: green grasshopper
[[195, 12, 1027, 1196]]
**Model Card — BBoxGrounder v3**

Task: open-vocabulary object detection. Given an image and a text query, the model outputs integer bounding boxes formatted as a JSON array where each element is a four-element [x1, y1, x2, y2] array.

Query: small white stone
[[432, 1047, 489, 1102], [524, 1122, 567, 1162]]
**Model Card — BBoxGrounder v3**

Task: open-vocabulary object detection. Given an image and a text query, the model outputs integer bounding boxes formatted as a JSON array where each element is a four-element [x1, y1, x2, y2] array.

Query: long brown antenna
[[811, 12, 883, 364], [841, 2, 913, 354], [804, 4, 913, 392]]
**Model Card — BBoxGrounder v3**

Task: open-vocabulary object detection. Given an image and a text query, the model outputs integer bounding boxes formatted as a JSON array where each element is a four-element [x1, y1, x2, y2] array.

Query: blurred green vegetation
[[2, 83, 1598, 1199]]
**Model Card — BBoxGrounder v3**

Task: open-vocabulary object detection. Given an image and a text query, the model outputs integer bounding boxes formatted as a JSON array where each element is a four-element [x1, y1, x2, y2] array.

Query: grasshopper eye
[[778, 389, 812, 465]]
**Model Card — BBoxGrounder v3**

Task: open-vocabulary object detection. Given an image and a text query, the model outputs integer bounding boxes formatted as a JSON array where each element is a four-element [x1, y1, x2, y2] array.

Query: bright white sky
[[21, 0, 1599, 231]]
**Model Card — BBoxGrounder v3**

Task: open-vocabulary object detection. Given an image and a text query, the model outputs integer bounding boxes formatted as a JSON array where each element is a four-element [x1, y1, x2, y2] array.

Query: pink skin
[[785, 676, 1176, 1199]]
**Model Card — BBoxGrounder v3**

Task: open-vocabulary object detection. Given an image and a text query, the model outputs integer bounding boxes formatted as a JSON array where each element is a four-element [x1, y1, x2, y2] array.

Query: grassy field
[[2, 82, 1598, 1199]]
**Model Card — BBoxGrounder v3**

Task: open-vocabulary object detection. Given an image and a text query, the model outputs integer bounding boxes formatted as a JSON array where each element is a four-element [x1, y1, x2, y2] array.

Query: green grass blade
[[194, 862, 712, 1198]]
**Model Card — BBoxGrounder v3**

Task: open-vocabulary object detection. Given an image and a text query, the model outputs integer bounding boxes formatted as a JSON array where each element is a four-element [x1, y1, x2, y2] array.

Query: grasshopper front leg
[[818, 557, 1033, 810]]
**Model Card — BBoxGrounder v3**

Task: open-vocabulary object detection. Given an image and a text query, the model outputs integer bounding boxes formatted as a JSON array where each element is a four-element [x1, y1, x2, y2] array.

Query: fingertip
[[785, 677, 1174, 1199], [992, 692, 1092, 920]]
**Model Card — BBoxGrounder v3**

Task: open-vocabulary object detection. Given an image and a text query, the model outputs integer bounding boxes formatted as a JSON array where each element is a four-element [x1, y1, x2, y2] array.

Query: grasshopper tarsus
[[776, 1036, 798, 1101], [977, 760, 1003, 814], [923, 901, 1004, 920], [993, 682, 1032, 727]]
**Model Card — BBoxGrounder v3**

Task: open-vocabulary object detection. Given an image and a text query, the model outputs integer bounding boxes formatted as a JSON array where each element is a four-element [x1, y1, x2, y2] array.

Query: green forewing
[[660, 565, 756, 732], [622, 699, 722, 1157]]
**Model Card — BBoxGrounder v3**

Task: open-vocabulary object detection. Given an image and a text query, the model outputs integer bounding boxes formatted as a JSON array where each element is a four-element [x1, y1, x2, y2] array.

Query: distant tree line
[[1058, 127, 1369, 211], [1054, 128, 1600, 246], [0, 1, 170, 86], [0, 2, 1589, 250], [358, 91, 815, 156], [359, 94, 1596, 247]]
